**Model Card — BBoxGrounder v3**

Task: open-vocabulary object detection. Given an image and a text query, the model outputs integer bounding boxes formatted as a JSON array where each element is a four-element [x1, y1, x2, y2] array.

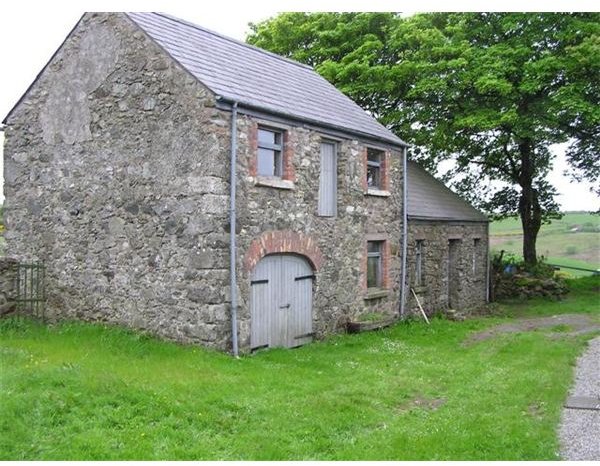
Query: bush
[[491, 252, 555, 278], [523, 258, 556, 279], [491, 253, 567, 300], [565, 245, 578, 255]]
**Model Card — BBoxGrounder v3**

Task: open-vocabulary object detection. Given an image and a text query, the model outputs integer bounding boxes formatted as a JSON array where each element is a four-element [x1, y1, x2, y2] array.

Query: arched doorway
[[250, 254, 314, 350]]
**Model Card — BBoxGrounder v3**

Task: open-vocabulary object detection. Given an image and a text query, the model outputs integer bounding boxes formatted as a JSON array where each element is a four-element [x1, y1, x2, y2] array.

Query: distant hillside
[[490, 211, 600, 276]]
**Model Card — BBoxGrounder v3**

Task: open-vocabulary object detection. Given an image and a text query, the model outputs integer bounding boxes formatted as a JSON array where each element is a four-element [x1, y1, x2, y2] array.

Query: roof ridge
[[148, 12, 314, 72]]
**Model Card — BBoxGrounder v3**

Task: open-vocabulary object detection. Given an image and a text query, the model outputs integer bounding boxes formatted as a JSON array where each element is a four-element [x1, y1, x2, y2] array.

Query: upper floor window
[[257, 127, 283, 177], [366, 148, 383, 189]]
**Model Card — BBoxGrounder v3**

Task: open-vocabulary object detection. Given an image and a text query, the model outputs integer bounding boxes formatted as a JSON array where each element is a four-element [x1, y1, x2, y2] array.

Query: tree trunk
[[518, 139, 542, 267], [520, 197, 540, 265]]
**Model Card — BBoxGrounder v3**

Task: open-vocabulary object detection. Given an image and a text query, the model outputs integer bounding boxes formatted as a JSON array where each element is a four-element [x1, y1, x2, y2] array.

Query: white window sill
[[255, 176, 295, 190], [366, 188, 391, 197]]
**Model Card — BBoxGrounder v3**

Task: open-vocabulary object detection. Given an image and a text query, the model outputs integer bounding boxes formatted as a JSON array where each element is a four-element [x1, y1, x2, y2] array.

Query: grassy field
[[1, 276, 599, 460], [490, 211, 600, 276]]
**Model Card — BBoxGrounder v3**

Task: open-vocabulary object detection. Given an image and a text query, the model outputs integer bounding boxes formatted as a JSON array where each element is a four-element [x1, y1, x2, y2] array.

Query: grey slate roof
[[407, 161, 488, 222], [126, 12, 406, 147]]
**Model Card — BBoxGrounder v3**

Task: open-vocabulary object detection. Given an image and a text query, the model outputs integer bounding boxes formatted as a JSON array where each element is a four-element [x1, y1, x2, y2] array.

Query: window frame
[[415, 239, 424, 286], [473, 238, 481, 275], [366, 240, 384, 289], [257, 126, 284, 178], [366, 147, 383, 190]]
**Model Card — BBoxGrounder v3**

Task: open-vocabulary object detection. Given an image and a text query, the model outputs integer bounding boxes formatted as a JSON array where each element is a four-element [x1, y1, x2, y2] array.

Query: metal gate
[[15, 262, 46, 320], [250, 254, 314, 350]]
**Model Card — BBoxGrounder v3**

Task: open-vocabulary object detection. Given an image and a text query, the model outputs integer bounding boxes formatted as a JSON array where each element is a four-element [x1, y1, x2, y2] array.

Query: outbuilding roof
[[407, 161, 488, 222], [126, 13, 407, 147]]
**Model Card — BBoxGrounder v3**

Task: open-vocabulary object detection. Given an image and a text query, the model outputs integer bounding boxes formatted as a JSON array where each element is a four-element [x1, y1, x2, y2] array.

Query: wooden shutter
[[318, 141, 337, 216]]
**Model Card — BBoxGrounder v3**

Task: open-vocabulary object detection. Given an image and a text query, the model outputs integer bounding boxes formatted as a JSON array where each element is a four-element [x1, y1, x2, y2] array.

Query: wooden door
[[250, 254, 313, 350]]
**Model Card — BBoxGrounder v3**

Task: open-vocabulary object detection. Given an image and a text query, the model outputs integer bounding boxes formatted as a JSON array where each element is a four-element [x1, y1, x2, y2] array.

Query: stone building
[[2, 12, 488, 353], [405, 162, 489, 315]]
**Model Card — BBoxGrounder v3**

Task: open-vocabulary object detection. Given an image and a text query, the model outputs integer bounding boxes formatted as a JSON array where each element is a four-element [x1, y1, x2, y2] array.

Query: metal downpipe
[[229, 102, 239, 357], [400, 146, 409, 318], [485, 221, 491, 303]]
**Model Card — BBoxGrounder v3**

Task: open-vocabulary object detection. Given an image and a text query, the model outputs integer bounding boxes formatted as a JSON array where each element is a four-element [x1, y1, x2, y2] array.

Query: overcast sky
[[1, 0, 598, 211]]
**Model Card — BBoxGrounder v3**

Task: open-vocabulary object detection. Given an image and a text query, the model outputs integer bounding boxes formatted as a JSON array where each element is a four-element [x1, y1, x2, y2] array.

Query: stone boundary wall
[[0, 257, 18, 316]]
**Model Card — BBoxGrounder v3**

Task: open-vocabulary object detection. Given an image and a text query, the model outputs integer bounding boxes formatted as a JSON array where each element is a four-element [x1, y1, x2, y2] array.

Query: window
[[366, 148, 383, 189], [367, 241, 384, 288], [473, 238, 481, 275], [318, 141, 337, 216], [257, 127, 283, 177], [415, 240, 424, 286]]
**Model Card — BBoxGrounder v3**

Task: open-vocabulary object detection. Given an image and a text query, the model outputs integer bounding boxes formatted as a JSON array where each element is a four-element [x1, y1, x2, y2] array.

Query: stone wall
[[3, 12, 406, 352], [3, 13, 233, 348], [235, 117, 403, 345], [406, 220, 489, 316], [0, 258, 18, 316]]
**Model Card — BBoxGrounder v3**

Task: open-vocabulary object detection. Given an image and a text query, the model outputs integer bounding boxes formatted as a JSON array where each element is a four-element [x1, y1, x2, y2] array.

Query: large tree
[[248, 13, 600, 265]]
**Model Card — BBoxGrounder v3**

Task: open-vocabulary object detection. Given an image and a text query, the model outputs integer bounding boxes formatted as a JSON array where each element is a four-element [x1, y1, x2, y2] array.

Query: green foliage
[[248, 13, 600, 264], [493, 251, 558, 279], [523, 258, 557, 279], [565, 245, 578, 255], [1, 283, 598, 460]]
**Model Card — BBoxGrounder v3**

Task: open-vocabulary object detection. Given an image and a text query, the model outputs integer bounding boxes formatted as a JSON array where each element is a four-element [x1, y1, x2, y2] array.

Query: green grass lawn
[[1, 277, 599, 460], [490, 211, 600, 276]]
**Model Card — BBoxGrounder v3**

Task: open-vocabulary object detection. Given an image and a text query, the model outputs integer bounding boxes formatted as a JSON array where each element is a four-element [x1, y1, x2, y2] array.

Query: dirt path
[[466, 313, 600, 344]]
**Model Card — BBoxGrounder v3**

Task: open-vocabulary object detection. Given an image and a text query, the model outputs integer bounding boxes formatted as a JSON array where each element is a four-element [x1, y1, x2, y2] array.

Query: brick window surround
[[361, 234, 391, 291], [244, 230, 324, 273], [362, 147, 391, 193], [248, 121, 295, 182]]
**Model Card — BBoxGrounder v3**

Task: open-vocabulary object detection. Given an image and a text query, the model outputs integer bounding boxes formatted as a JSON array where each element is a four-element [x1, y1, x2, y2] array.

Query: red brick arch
[[244, 230, 324, 273]]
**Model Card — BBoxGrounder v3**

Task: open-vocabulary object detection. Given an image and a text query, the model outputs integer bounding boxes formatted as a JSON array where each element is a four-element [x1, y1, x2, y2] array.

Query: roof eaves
[[129, 12, 408, 147], [216, 95, 408, 148], [407, 214, 489, 223]]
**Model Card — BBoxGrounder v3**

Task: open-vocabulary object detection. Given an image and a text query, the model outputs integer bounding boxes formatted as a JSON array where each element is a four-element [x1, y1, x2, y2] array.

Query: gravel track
[[559, 336, 600, 461]]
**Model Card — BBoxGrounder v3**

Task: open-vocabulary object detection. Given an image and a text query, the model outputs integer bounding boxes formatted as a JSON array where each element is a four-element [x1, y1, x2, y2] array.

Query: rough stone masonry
[[4, 13, 487, 350], [3, 13, 407, 351]]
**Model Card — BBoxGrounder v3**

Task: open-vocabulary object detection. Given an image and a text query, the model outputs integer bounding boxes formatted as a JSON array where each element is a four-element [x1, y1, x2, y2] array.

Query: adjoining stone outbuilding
[[2, 12, 488, 353], [405, 162, 489, 316]]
